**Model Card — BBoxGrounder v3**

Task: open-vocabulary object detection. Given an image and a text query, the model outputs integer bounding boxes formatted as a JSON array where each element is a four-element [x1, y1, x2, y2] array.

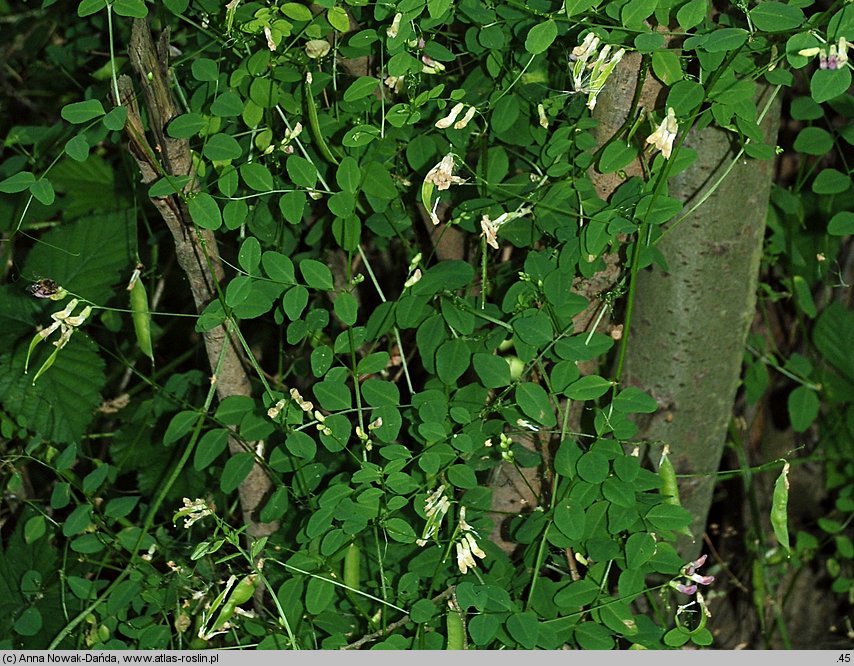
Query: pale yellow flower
[[646, 107, 678, 160]]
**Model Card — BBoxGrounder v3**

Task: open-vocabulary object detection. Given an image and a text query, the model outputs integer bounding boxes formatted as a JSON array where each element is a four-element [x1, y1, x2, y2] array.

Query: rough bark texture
[[120, 20, 277, 540], [622, 85, 782, 559]]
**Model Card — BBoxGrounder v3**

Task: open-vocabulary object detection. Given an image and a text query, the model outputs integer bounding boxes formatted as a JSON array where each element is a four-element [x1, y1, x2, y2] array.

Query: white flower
[[421, 56, 445, 74], [263, 26, 276, 52], [481, 215, 500, 250], [537, 103, 548, 129], [386, 12, 402, 39], [435, 102, 465, 129], [479, 206, 532, 250], [425, 154, 466, 191], [646, 107, 678, 160], [290, 388, 313, 412], [404, 268, 422, 289], [568, 33, 625, 110], [178, 498, 212, 529], [453, 105, 477, 130], [384, 75, 403, 93], [267, 399, 286, 420]]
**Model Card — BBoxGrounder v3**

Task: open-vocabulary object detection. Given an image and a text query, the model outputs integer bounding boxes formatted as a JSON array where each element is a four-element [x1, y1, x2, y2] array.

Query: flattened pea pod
[[770, 461, 791, 554], [658, 444, 693, 538], [129, 275, 154, 360], [446, 597, 466, 650], [304, 72, 339, 166], [343, 541, 361, 592]]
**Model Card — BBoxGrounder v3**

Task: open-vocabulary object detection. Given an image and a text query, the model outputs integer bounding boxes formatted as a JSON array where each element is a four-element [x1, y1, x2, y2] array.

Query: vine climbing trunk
[[118, 19, 277, 541], [622, 85, 782, 559]]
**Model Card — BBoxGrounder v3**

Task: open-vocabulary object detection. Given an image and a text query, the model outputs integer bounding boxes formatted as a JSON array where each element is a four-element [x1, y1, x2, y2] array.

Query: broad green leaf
[[749, 2, 805, 32], [516, 382, 556, 426], [263, 251, 296, 285], [651, 50, 681, 85], [61, 99, 105, 124], [812, 168, 850, 195], [238, 237, 262, 275], [644, 503, 692, 532], [505, 612, 538, 649], [314, 380, 351, 410], [576, 450, 609, 483], [300, 259, 334, 290], [280, 1, 312, 21], [279, 191, 306, 224], [676, 0, 707, 30], [524, 20, 557, 55], [436, 339, 471, 385], [574, 622, 615, 649], [792, 275, 816, 318], [203, 133, 242, 161], [612, 387, 658, 413], [787, 385, 819, 432], [813, 302, 854, 380], [240, 162, 273, 192], [828, 211, 854, 236], [384, 517, 417, 543], [334, 292, 358, 326], [621, 0, 657, 29], [14, 607, 43, 636], [221, 453, 256, 494], [168, 113, 207, 138], [188, 193, 222, 230], [625, 532, 656, 569], [29, 179, 55, 206], [327, 6, 350, 31], [225, 275, 252, 307], [112, 0, 148, 17], [211, 91, 244, 117], [287, 155, 317, 188], [336, 157, 361, 193], [163, 410, 198, 446], [343, 76, 380, 102], [282, 285, 308, 320], [77, 0, 106, 15], [811, 68, 852, 104], [0, 171, 36, 193], [311, 345, 333, 377], [565, 375, 613, 400], [701, 28, 748, 52], [554, 578, 599, 610], [191, 58, 219, 82], [472, 353, 510, 388], [793, 127, 833, 155], [598, 141, 637, 174], [286, 431, 316, 459], [194, 429, 229, 470]]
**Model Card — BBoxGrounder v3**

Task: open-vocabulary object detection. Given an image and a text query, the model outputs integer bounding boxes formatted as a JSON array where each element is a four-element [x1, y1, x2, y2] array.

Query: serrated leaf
[[0, 335, 106, 444], [23, 211, 133, 305]]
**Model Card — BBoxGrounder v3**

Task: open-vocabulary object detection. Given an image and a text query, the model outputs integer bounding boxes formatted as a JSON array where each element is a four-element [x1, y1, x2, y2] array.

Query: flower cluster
[[434, 102, 478, 130], [455, 506, 486, 575], [646, 107, 679, 160], [799, 37, 850, 70], [569, 33, 626, 110], [174, 497, 213, 529], [26, 295, 93, 383], [480, 206, 532, 250], [670, 553, 716, 596], [422, 153, 467, 225], [416, 485, 451, 547]]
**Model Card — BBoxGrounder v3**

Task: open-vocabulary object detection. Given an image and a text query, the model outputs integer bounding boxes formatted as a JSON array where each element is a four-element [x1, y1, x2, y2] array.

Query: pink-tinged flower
[[671, 582, 697, 595], [672, 553, 715, 594]]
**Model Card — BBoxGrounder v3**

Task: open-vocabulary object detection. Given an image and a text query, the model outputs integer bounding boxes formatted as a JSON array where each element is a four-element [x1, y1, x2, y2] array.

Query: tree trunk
[[622, 85, 782, 559]]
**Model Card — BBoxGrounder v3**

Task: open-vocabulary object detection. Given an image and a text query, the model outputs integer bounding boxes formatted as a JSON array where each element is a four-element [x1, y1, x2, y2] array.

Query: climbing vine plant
[[0, 0, 852, 651]]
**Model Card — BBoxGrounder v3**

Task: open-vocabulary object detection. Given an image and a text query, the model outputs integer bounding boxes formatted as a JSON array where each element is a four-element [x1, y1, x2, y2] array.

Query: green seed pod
[[770, 462, 790, 554], [130, 277, 154, 360], [343, 541, 361, 592], [658, 446, 693, 538], [305, 75, 339, 165], [446, 599, 466, 650]]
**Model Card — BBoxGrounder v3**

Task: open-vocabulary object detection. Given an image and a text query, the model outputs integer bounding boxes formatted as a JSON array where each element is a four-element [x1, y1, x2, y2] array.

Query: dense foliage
[[1, 0, 852, 650]]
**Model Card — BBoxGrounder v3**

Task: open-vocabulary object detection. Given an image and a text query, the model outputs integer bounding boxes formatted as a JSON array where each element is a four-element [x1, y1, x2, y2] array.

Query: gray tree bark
[[622, 85, 782, 559]]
